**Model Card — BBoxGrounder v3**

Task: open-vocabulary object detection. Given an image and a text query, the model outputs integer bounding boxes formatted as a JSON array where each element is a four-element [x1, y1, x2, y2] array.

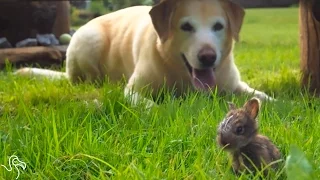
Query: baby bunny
[[216, 97, 281, 175]]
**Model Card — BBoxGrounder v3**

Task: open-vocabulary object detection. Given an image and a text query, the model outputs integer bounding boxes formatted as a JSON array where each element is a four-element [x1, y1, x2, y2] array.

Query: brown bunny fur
[[216, 97, 281, 175]]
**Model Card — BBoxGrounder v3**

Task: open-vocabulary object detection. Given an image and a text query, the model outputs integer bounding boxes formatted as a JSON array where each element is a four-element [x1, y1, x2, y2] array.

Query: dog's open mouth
[[181, 54, 216, 91]]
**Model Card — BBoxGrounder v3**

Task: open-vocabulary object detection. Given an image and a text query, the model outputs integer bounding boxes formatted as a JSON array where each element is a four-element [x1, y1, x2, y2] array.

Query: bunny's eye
[[236, 126, 244, 135]]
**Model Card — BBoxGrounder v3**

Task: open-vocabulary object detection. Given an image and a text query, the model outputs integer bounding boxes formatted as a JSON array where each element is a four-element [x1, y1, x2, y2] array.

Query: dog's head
[[150, 0, 245, 91]]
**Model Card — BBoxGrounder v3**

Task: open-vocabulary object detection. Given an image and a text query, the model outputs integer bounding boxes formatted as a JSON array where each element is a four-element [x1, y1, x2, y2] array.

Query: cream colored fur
[[15, 0, 274, 107]]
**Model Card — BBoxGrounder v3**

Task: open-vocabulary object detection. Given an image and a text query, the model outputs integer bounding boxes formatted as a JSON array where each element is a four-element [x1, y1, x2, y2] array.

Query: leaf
[[285, 145, 313, 180]]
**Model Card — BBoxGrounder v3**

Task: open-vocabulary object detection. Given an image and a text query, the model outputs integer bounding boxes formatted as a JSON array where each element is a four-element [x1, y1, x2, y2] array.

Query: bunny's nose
[[220, 139, 228, 147], [218, 134, 228, 147]]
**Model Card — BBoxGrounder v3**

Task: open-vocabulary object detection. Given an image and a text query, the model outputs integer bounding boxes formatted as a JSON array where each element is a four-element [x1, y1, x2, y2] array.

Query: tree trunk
[[300, 0, 320, 95], [0, 1, 70, 45], [53, 1, 70, 38]]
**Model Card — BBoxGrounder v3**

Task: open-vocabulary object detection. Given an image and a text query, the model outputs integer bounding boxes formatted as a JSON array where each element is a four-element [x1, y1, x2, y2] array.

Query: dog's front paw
[[143, 98, 157, 110], [254, 91, 276, 102], [83, 98, 104, 111]]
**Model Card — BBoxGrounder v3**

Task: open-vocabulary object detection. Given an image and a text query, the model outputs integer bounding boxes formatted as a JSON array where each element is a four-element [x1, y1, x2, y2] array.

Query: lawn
[[0, 7, 317, 179]]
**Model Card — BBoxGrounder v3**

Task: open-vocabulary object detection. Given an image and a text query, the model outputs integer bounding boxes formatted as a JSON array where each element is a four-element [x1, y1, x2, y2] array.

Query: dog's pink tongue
[[192, 68, 216, 91]]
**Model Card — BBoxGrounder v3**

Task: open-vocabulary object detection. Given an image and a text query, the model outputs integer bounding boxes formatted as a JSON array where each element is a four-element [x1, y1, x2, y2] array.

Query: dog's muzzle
[[181, 53, 216, 91], [181, 54, 192, 74]]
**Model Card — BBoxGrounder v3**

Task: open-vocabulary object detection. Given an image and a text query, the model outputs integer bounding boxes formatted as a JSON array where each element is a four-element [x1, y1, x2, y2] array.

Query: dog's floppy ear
[[149, 0, 175, 43], [223, 0, 245, 41]]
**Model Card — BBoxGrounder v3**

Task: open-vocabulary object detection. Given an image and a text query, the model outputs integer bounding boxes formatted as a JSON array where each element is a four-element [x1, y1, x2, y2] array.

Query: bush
[[70, 0, 154, 27], [89, 1, 109, 15], [70, 7, 88, 27]]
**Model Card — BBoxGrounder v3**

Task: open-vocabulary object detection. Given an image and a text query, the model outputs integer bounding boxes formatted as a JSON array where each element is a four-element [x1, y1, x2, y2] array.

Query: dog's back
[[16, 6, 155, 84]]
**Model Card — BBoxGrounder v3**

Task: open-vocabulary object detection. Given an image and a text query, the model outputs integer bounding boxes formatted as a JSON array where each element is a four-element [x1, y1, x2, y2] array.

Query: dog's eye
[[181, 22, 194, 32], [213, 22, 224, 31], [235, 126, 244, 135]]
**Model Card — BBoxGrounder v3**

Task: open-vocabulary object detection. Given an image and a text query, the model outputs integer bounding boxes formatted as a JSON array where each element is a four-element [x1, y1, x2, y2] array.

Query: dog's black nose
[[198, 47, 217, 66]]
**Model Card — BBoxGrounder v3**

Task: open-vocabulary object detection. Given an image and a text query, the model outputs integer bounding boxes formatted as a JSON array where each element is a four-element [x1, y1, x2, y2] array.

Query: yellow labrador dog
[[15, 0, 274, 107]]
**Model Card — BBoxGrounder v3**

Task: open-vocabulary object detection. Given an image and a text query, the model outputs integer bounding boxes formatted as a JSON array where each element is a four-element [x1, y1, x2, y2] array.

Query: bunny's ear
[[243, 98, 260, 120], [227, 102, 236, 110]]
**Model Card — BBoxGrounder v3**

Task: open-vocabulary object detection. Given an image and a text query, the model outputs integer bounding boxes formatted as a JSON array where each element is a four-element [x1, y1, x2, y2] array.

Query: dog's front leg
[[235, 81, 275, 101], [124, 87, 155, 109], [124, 74, 156, 109]]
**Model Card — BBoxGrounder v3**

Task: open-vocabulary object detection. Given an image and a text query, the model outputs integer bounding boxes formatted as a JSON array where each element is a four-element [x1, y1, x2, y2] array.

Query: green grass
[[0, 7, 317, 179]]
